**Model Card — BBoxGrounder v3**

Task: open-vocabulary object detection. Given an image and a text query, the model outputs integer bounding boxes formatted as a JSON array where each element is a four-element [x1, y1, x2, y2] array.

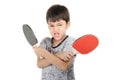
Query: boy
[[33, 4, 77, 80]]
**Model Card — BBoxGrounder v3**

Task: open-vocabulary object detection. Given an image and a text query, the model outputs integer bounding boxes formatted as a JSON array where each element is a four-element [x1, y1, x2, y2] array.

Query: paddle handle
[[72, 48, 78, 55]]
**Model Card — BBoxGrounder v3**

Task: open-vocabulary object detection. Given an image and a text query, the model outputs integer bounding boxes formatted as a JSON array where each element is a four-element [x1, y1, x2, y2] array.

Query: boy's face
[[48, 19, 70, 41]]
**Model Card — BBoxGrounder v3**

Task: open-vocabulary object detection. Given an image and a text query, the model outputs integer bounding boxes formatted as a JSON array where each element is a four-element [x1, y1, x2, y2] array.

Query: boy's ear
[[66, 21, 70, 29]]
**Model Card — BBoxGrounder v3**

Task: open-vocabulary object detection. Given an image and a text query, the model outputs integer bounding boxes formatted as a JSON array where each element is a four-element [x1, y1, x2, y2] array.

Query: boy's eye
[[49, 25, 54, 27], [57, 23, 62, 26]]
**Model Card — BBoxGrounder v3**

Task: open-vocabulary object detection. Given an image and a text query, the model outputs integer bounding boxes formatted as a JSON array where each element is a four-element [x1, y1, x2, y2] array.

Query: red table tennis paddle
[[73, 34, 99, 54]]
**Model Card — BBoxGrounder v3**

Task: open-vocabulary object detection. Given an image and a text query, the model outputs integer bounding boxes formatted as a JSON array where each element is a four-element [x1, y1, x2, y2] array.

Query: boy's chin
[[53, 35, 67, 41], [54, 37, 60, 40], [53, 36, 61, 41]]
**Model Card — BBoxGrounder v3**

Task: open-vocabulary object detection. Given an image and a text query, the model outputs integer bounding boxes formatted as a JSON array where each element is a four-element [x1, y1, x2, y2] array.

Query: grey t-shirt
[[40, 35, 76, 80]]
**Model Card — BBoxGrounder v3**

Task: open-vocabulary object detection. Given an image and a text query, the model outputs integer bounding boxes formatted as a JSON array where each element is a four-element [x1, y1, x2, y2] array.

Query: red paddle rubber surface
[[73, 34, 99, 54]]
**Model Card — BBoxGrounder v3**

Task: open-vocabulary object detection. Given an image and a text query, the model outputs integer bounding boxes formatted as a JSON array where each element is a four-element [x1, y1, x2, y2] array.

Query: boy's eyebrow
[[47, 21, 52, 24], [48, 20, 65, 24], [57, 22, 63, 24]]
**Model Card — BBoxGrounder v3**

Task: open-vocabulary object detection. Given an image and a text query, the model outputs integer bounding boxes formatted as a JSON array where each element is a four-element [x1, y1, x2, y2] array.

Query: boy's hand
[[32, 45, 44, 58], [56, 52, 74, 62]]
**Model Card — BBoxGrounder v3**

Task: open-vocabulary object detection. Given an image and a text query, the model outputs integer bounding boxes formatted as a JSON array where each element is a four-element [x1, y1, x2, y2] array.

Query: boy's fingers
[[67, 54, 72, 59], [65, 55, 72, 60], [64, 57, 69, 61], [32, 45, 37, 48], [67, 52, 74, 57]]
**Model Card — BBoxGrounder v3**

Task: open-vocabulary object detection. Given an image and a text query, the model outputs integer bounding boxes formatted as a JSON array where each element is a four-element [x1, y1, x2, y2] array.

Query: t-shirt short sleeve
[[62, 36, 75, 52]]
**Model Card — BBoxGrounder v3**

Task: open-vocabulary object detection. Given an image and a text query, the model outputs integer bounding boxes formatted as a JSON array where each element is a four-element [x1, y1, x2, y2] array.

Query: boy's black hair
[[46, 4, 70, 23]]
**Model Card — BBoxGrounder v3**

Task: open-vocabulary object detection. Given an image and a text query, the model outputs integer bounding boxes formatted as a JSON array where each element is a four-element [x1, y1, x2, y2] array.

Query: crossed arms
[[33, 46, 75, 71]]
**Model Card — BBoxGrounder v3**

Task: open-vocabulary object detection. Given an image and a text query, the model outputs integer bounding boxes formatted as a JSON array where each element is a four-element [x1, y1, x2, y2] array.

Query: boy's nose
[[54, 26, 58, 31]]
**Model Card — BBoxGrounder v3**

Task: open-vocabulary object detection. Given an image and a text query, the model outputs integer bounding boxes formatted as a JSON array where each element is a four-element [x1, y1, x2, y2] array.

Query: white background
[[0, 0, 120, 80]]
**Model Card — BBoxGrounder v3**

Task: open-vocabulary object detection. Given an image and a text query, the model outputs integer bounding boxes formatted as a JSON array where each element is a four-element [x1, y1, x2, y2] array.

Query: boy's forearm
[[55, 53, 62, 57], [37, 53, 66, 68], [37, 57, 51, 68], [40, 48, 71, 71], [37, 53, 64, 68], [54, 53, 65, 61]]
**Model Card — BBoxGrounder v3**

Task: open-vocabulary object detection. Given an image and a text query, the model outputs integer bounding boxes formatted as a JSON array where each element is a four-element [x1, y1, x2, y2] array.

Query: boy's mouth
[[54, 33, 60, 38]]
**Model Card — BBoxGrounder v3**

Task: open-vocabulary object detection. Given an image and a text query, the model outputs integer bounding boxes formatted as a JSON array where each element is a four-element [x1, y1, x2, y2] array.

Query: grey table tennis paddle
[[22, 24, 38, 46]]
